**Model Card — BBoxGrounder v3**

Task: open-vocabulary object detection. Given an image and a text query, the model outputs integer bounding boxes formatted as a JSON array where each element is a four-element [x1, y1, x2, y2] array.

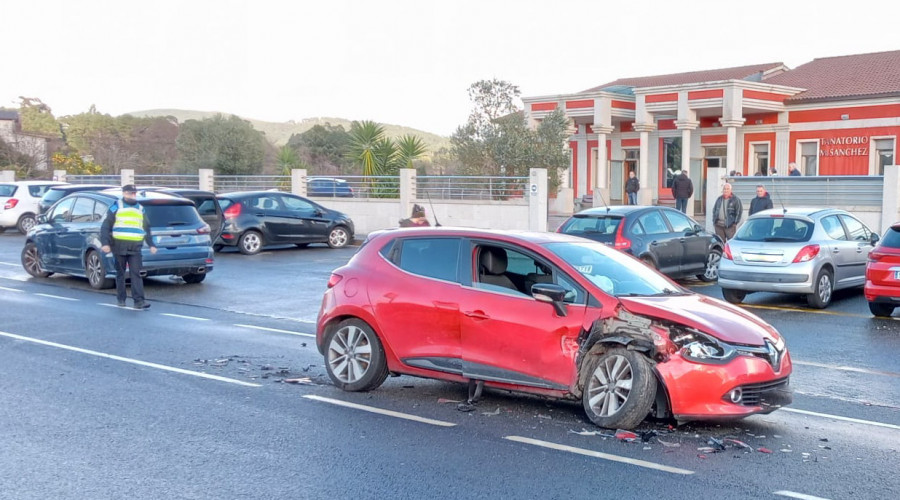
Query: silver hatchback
[[718, 208, 879, 308]]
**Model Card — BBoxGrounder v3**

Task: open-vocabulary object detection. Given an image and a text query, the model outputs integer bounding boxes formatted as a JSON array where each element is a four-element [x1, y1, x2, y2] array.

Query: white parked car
[[0, 181, 65, 234]]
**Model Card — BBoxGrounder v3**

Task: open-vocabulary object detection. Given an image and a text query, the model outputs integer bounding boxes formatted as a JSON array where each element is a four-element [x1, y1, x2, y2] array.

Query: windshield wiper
[[649, 288, 685, 297]]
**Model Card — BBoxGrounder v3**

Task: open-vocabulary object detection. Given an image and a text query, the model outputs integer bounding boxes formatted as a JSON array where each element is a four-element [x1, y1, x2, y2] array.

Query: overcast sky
[[2, 0, 897, 136]]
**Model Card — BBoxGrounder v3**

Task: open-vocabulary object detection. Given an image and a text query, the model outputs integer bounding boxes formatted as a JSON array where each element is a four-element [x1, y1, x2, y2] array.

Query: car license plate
[[162, 237, 188, 245]]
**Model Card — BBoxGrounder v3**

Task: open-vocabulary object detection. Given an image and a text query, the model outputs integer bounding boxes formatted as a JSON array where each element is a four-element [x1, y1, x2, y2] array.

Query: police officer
[[100, 184, 157, 309]]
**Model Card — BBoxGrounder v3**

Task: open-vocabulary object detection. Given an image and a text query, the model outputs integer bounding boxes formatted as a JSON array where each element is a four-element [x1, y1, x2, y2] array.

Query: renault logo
[[765, 340, 782, 371]]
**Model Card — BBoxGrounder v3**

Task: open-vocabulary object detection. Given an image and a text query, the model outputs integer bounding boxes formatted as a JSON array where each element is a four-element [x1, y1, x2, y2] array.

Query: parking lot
[[1, 230, 898, 499]]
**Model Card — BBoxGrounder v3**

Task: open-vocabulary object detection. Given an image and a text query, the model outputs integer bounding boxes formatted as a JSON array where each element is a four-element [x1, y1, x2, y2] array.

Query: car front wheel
[[238, 231, 263, 255], [582, 348, 656, 430], [722, 288, 746, 304], [868, 301, 894, 317], [182, 273, 206, 284], [86, 250, 115, 289], [807, 269, 833, 309], [327, 226, 351, 249], [21, 242, 52, 278], [324, 319, 389, 392], [697, 249, 722, 282]]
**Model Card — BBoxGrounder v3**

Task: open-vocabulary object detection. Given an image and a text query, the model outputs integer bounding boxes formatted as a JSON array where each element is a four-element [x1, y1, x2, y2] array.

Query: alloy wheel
[[328, 227, 349, 248], [586, 354, 633, 417], [327, 324, 373, 383], [87, 252, 104, 287], [240, 232, 261, 254], [817, 273, 832, 305]]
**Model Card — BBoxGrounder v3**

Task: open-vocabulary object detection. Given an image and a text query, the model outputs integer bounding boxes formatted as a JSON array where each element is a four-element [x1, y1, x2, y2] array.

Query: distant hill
[[125, 109, 452, 154]]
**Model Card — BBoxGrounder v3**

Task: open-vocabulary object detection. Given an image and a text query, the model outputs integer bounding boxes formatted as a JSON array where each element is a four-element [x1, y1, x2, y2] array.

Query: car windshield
[[545, 241, 685, 297], [143, 204, 203, 228], [735, 217, 813, 242], [561, 215, 622, 236]]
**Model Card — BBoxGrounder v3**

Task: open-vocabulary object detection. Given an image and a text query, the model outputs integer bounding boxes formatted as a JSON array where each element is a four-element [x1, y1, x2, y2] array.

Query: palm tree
[[395, 134, 428, 170], [347, 120, 386, 177]]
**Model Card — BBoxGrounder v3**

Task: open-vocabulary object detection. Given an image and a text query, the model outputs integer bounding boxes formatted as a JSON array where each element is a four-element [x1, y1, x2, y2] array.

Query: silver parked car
[[718, 208, 879, 308]]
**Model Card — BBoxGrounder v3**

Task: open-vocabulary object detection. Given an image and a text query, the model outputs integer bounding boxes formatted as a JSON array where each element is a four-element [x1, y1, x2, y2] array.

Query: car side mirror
[[36, 214, 47, 225], [870, 232, 880, 245], [532, 283, 568, 317]]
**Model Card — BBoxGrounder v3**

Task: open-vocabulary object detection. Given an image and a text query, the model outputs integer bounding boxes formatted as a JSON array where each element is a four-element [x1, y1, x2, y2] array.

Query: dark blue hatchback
[[22, 190, 214, 288]]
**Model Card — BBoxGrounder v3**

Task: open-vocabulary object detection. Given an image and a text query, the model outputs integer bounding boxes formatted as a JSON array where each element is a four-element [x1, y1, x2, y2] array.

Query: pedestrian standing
[[712, 183, 743, 241], [672, 169, 694, 213], [399, 204, 431, 227], [749, 185, 774, 215], [788, 162, 802, 176], [625, 171, 640, 205], [100, 185, 157, 309]]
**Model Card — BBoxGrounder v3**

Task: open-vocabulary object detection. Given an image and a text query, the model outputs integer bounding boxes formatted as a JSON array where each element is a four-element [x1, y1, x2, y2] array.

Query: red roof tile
[[581, 63, 785, 93], [767, 50, 900, 103]]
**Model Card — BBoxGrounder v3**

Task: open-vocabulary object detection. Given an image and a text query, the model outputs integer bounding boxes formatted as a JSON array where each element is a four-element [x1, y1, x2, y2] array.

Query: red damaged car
[[316, 228, 792, 429]]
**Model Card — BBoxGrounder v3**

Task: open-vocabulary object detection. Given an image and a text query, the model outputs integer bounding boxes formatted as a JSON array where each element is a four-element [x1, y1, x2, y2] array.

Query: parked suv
[[558, 205, 723, 281], [22, 189, 214, 288], [39, 184, 113, 214], [307, 177, 353, 197], [865, 222, 900, 317], [719, 208, 878, 308], [216, 191, 354, 254], [0, 180, 65, 233]]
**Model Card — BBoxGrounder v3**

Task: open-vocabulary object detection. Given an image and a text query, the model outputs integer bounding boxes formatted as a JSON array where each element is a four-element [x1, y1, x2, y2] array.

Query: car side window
[[93, 201, 109, 221], [662, 210, 693, 233], [280, 195, 315, 212], [49, 197, 76, 223], [397, 238, 461, 283], [839, 215, 870, 242], [253, 196, 281, 211], [70, 197, 96, 223], [637, 211, 668, 235], [196, 199, 218, 216], [820, 215, 847, 240]]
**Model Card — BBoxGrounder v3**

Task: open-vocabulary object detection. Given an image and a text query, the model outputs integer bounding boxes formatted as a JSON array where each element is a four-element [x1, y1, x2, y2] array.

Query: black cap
[[122, 184, 137, 193]]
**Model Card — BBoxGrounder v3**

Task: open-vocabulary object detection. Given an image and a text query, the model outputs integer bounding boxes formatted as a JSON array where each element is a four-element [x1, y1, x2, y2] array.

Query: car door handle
[[650, 241, 659, 246], [463, 310, 490, 320], [832, 247, 840, 253]]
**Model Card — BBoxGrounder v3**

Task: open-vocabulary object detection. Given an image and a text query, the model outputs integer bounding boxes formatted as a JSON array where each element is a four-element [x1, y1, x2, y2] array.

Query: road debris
[[615, 430, 638, 442], [283, 377, 312, 384], [724, 438, 753, 451], [757, 447, 773, 453], [657, 438, 681, 448], [437, 398, 462, 404], [707, 437, 726, 451], [481, 407, 501, 416]]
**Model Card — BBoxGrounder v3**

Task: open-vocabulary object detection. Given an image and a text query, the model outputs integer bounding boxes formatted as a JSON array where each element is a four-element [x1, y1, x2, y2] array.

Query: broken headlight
[[672, 330, 736, 364]]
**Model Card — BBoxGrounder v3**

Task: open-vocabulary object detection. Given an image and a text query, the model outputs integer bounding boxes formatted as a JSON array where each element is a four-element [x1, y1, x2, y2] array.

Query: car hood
[[617, 294, 780, 346]]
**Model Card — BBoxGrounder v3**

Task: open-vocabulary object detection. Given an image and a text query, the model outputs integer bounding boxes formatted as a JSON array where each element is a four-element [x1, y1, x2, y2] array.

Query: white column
[[576, 125, 588, 198], [720, 121, 744, 174], [53, 169, 67, 182], [634, 125, 655, 206], [0, 170, 14, 182], [120, 169, 134, 187], [399, 168, 416, 221], [290, 168, 307, 197], [882, 164, 899, 235], [592, 125, 614, 207], [774, 111, 790, 174], [199, 168, 215, 192], [675, 119, 699, 217], [529, 168, 548, 232]]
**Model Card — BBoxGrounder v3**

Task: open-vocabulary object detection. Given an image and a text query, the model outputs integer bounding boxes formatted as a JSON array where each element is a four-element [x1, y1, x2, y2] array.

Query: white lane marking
[[34, 293, 79, 301], [0, 330, 261, 388], [0, 262, 19, 267], [774, 490, 832, 500], [793, 360, 900, 378], [0, 285, 23, 292], [162, 313, 209, 321], [303, 395, 456, 427], [782, 408, 900, 431], [504, 436, 694, 475], [235, 324, 315, 338]]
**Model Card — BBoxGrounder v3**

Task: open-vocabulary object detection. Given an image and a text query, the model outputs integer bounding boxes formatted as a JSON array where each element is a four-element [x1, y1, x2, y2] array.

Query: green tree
[[347, 120, 386, 176], [395, 135, 428, 170], [17, 97, 62, 137], [286, 123, 350, 173], [175, 114, 265, 175]]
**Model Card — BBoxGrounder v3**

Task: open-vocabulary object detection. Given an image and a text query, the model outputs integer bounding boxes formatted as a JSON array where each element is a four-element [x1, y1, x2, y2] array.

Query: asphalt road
[[1, 231, 898, 500]]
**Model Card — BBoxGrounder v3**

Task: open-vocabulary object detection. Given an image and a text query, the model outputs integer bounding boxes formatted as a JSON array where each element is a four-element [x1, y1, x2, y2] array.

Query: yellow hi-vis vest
[[111, 200, 146, 242]]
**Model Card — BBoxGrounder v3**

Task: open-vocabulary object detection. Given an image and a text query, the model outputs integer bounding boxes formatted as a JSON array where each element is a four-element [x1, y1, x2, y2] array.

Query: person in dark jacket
[[749, 185, 774, 215], [625, 171, 640, 205], [399, 204, 430, 227], [671, 169, 694, 213], [712, 183, 743, 241], [788, 162, 802, 176], [100, 185, 157, 309]]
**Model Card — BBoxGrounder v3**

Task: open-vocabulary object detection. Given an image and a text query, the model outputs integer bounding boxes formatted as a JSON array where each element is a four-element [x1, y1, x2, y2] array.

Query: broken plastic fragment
[[657, 439, 681, 448], [724, 438, 753, 451], [536, 414, 552, 420], [283, 377, 312, 384], [757, 447, 773, 453], [697, 446, 717, 453], [437, 398, 463, 404], [615, 430, 638, 442], [780, 449, 793, 453], [707, 437, 726, 451], [456, 403, 475, 412], [481, 407, 501, 416], [640, 430, 658, 443]]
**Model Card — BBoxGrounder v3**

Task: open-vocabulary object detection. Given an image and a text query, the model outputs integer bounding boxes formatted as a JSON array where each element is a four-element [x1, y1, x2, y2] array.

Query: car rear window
[[43, 188, 69, 204], [881, 227, 900, 248], [560, 216, 622, 236], [143, 204, 204, 228], [736, 217, 813, 242], [0, 185, 17, 197], [29, 185, 53, 197]]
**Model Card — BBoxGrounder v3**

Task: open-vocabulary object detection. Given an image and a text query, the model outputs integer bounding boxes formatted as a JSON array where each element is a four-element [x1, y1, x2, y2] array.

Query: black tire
[[697, 249, 722, 282], [183, 273, 206, 284], [722, 288, 746, 304], [324, 318, 389, 392], [86, 250, 115, 289], [806, 269, 833, 309], [212, 244, 224, 252], [327, 226, 351, 249], [21, 242, 52, 278], [582, 347, 656, 430], [238, 231, 263, 255], [868, 301, 894, 318], [17, 213, 36, 234]]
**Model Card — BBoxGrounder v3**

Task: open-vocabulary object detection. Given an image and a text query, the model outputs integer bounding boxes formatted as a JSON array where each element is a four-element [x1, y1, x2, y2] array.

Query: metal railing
[[134, 174, 199, 188], [417, 175, 529, 202], [306, 175, 400, 199], [65, 175, 120, 186], [729, 175, 883, 208], [215, 175, 291, 193]]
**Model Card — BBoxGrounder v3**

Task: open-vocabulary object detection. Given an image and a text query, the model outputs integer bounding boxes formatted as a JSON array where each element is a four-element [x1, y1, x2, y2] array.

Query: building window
[[663, 137, 681, 188], [752, 143, 769, 176], [704, 146, 726, 170], [875, 138, 895, 175], [800, 141, 818, 176]]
